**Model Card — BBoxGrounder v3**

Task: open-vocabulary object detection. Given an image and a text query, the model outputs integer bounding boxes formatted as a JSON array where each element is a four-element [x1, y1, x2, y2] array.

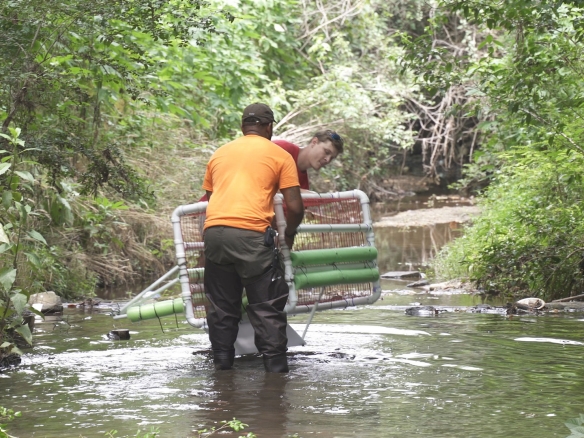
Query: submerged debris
[[463, 304, 514, 315], [515, 298, 546, 310], [407, 279, 430, 287], [107, 329, 131, 340], [381, 271, 422, 279], [405, 305, 440, 316]]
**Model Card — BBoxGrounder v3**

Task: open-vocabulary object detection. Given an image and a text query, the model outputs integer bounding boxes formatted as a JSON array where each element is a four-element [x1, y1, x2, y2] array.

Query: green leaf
[[0, 306, 15, 319], [0, 267, 17, 292], [29, 305, 44, 318], [2, 191, 12, 209], [8, 127, 21, 139], [14, 171, 34, 183], [15, 324, 32, 345], [0, 223, 9, 244], [11, 345, 23, 356], [0, 243, 13, 254], [27, 230, 47, 246], [57, 194, 71, 210], [25, 252, 41, 268], [10, 292, 28, 315], [0, 162, 11, 176]]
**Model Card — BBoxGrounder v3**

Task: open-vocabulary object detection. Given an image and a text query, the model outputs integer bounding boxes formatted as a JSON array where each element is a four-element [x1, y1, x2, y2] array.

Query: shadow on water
[[3, 196, 584, 437]]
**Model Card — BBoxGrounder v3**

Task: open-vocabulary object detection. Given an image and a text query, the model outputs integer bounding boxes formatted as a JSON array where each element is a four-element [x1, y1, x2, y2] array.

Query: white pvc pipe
[[172, 201, 208, 329], [296, 224, 373, 233], [302, 287, 325, 339], [278, 189, 381, 314], [274, 193, 297, 313], [119, 265, 179, 314]]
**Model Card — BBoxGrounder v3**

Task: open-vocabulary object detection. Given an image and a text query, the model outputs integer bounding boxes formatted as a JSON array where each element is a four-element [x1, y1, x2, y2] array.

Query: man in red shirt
[[273, 130, 344, 190]]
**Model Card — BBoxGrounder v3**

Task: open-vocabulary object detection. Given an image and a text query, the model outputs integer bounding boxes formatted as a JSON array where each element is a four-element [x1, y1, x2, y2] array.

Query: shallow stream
[[2, 196, 584, 437]]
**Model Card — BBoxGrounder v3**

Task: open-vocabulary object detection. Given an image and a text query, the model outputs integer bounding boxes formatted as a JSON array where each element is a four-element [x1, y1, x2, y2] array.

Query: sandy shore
[[374, 205, 481, 227]]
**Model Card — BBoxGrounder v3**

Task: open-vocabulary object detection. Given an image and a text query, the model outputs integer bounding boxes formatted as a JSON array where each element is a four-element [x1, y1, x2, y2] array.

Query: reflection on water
[[202, 368, 289, 437], [372, 194, 471, 274], [375, 223, 462, 274], [3, 306, 584, 438]]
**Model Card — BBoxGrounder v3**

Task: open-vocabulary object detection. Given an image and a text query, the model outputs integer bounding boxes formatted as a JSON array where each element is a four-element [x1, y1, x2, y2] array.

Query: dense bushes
[[402, 0, 584, 300], [435, 143, 584, 300]]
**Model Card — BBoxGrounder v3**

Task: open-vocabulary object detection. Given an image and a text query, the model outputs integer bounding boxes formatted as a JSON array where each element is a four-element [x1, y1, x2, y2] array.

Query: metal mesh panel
[[177, 195, 375, 316], [289, 196, 374, 307], [290, 197, 366, 250], [179, 212, 207, 319], [296, 282, 374, 306]]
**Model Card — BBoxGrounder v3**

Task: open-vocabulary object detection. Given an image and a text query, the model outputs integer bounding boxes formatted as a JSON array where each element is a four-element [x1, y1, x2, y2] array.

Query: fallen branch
[[551, 293, 584, 303]]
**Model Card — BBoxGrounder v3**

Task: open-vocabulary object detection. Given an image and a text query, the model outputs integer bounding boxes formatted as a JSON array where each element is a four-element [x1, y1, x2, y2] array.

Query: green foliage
[[0, 127, 40, 359], [0, 0, 231, 200], [269, 0, 420, 191], [194, 418, 256, 438], [1, 0, 477, 301], [0, 406, 21, 438], [565, 414, 584, 438], [0, 0, 236, 298], [405, 0, 584, 299], [434, 136, 584, 299]]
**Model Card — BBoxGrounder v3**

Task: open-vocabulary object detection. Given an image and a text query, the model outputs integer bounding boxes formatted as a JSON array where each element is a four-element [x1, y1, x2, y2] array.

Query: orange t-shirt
[[202, 134, 300, 232]]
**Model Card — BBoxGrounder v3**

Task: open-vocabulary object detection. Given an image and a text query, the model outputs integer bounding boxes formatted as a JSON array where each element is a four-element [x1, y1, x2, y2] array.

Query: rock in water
[[405, 305, 438, 316], [515, 298, 545, 310], [107, 329, 130, 340]]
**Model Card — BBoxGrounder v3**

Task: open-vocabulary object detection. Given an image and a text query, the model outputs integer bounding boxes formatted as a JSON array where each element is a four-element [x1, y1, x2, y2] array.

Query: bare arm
[[206, 190, 212, 202], [280, 186, 304, 249]]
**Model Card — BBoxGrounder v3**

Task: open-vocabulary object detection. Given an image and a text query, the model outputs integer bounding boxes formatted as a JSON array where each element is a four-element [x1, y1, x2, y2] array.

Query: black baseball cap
[[242, 103, 275, 124]]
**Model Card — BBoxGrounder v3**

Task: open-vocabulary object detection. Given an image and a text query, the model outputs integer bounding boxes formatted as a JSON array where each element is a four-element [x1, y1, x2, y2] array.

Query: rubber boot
[[213, 349, 235, 371], [263, 353, 289, 373]]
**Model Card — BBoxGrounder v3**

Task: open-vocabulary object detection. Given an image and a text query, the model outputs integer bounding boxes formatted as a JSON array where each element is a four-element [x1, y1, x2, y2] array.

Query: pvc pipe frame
[[171, 201, 209, 329], [117, 265, 180, 316], [273, 189, 382, 315], [170, 190, 382, 329], [114, 267, 202, 320]]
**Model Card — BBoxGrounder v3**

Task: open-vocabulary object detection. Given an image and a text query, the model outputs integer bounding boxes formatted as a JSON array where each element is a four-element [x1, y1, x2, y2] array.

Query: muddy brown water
[[3, 196, 584, 437]]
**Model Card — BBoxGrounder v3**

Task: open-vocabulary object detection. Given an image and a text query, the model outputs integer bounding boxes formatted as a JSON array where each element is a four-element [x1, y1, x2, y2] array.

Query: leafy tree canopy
[[406, 0, 584, 299]]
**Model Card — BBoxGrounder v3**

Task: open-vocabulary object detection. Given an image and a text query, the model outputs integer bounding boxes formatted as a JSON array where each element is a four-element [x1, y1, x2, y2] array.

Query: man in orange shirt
[[202, 103, 304, 373]]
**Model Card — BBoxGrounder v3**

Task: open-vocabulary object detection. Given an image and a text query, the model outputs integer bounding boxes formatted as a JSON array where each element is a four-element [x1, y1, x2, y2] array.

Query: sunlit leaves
[[0, 163, 11, 176], [411, 0, 584, 298], [0, 268, 16, 293]]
